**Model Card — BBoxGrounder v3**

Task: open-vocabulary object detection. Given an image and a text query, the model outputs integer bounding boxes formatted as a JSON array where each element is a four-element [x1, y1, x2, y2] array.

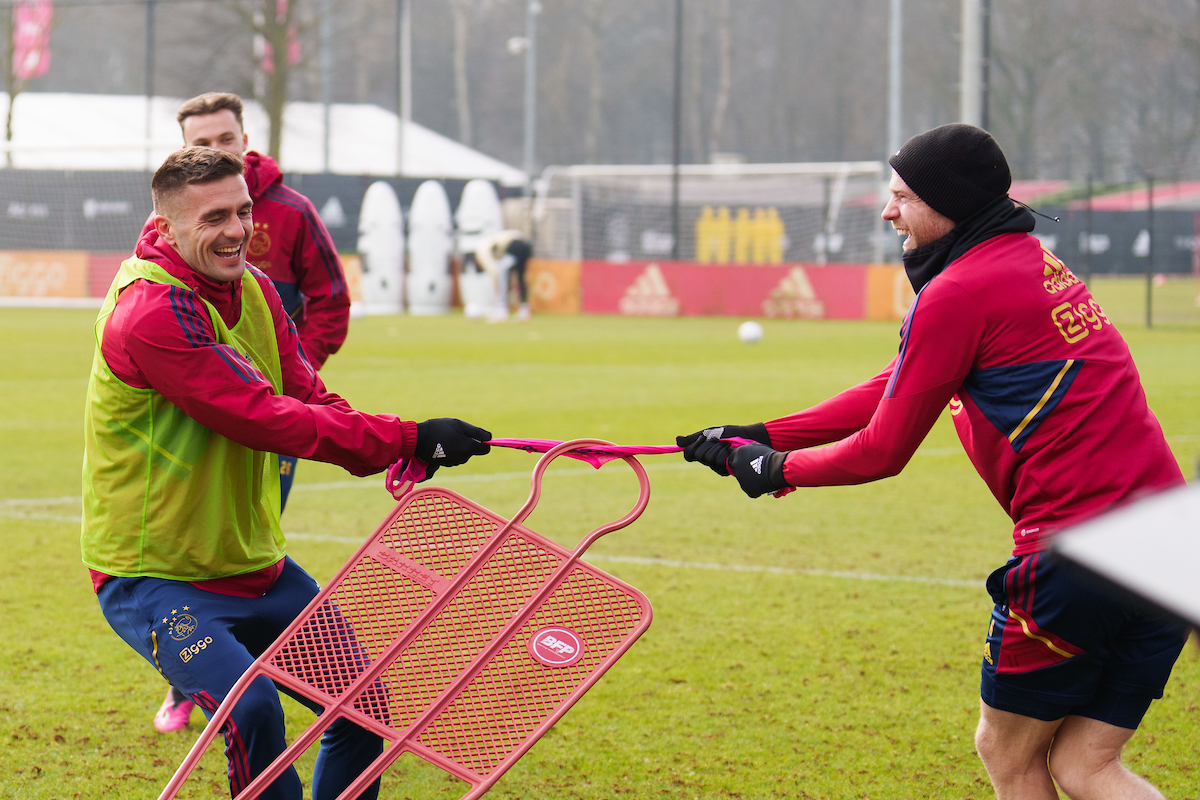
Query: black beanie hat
[[888, 123, 1012, 223]]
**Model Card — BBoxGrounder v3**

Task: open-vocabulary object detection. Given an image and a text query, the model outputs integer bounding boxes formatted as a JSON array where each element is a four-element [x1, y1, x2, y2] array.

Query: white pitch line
[[0, 447, 973, 507], [0, 496, 80, 507], [283, 533, 979, 587], [0, 511, 81, 523], [588, 555, 980, 587], [290, 463, 691, 493]]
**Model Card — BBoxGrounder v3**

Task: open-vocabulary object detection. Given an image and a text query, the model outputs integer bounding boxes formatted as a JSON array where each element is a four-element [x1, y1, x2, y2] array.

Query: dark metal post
[[670, 0, 682, 261], [1145, 173, 1154, 329]]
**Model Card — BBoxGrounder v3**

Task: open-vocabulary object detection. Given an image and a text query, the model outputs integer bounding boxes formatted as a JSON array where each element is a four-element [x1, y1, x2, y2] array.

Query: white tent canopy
[[0, 92, 526, 187]]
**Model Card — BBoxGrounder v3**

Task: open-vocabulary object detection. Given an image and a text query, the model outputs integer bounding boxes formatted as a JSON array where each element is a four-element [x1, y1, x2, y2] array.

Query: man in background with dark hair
[[85, 146, 491, 799], [147, 91, 350, 732], [678, 124, 1187, 800]]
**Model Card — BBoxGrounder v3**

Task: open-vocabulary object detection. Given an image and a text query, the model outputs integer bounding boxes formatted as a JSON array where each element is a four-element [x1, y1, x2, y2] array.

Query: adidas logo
[[702, 426, 724, 440], [432, 443, 446, 460], [618, 263, 680, 316], [750, 455, 764, 474], [761, 266, 825, 319]]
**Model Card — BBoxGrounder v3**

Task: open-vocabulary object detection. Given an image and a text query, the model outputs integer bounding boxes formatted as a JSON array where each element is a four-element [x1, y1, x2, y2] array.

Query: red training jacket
[[764, 233, 1183, 556], [90, 229, 416, 594]]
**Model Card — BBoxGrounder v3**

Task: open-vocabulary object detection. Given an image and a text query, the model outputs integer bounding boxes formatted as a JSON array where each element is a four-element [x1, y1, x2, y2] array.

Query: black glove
[[727, 443, 788, 499], [676, 423, 771, 476], [415, 418, 492, 480]]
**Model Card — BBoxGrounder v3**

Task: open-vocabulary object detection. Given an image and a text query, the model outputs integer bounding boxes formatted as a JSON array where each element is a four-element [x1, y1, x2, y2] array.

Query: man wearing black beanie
[[678, 124, 1185, 800]]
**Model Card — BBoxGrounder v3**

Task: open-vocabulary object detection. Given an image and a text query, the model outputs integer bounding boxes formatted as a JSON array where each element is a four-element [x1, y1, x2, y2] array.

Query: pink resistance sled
[[159, 439, 672, 800]]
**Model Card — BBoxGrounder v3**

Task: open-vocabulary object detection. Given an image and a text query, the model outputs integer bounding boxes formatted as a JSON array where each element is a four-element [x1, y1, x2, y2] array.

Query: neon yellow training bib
[[81, 258, 285, 580]]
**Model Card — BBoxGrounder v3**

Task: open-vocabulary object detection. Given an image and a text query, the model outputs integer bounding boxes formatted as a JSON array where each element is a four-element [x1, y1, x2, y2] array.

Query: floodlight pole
[[670, 0, 683, 261], [1146, 173, 1154, 329], [144, 0, 156, 172], [960, 0, 982, 126], [980, 0, 991, 130], [320, 0, 333, 172], [886, 0, 902, 158], [1084, 173, 1093, 284], [397, 0, 412, 177], [523, 1, 540, 191], [880, 0, 902, 263]]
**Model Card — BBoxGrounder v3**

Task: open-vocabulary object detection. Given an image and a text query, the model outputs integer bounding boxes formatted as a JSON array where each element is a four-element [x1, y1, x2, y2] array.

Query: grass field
[[2, 289, 1198, 799]]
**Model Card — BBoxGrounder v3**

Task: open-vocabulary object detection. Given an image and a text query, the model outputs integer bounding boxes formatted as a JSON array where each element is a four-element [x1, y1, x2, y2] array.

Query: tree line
[[10, 0, 1200, 185]]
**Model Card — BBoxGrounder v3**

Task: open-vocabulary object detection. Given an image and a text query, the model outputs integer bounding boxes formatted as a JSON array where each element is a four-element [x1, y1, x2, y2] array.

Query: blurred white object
[[738, 320, 763, 344], [356, 181, 404, 315], [456, 180, 505, 320], [406, 180, 454, 315], [1054, 484, 1200, 627]]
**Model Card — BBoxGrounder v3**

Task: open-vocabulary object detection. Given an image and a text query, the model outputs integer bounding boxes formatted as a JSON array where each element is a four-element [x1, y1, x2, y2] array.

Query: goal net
[[531, 161, 891, 264]]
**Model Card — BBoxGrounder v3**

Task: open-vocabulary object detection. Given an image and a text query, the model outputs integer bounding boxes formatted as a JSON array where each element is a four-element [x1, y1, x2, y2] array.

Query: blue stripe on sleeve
[[884, 285, 927, 399], [167, 286, 208, 349]]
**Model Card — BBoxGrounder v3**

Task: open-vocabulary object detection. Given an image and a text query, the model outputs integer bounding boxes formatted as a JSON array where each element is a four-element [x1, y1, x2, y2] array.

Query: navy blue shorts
[[980, 551, 1188, 728]]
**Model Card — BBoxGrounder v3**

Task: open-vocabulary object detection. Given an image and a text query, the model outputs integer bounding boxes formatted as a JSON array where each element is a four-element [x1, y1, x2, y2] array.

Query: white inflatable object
[[455, 179, 505, 320], [738, 320, 763, 344], [406, 180, 454, 315], [356, 181, 405, 315]]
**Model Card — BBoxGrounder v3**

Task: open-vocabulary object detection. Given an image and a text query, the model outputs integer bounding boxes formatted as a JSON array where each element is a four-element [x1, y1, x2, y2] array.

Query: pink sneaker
[[153, 688, 195, 733]]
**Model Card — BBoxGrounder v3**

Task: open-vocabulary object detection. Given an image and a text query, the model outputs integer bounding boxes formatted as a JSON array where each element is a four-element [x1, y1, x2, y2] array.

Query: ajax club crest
[[166, 608, 198, 641]]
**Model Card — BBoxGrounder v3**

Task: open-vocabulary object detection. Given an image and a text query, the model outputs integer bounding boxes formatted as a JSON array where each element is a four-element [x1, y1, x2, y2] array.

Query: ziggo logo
[[180, 636, 214, 663]]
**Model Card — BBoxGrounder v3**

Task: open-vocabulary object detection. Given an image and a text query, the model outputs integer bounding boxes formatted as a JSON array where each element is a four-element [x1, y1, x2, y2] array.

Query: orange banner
[[527, 258, 581, 314], [340, 254, 364, 304], [0, 250, 88, 297], [865, 265, 915, 321]]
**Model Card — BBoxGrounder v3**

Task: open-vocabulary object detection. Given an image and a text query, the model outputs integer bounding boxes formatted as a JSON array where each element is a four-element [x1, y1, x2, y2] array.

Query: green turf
[[1, 303, 1197, 799]]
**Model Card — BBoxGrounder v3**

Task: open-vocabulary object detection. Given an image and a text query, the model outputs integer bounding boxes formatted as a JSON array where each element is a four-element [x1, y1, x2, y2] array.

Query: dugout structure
[[531, 161, 890, 265]]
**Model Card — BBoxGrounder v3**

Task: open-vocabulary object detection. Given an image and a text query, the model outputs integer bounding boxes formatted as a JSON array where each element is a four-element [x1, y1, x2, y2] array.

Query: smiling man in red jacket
[[146, 92, 352, 732], [678, 124, 1187, 800], [87, 147, 489, 799]]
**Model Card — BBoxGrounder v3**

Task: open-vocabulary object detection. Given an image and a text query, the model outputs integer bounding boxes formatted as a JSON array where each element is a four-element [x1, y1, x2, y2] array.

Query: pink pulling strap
[[385, 437, 791, 500]]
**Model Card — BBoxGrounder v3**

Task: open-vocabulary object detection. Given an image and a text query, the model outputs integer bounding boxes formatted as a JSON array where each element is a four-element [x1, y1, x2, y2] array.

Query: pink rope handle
[[384, 436, 794, 499]]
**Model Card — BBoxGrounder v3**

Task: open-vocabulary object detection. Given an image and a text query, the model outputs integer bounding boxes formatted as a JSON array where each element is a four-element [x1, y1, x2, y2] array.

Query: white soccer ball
[[738, 320, 763, 344]]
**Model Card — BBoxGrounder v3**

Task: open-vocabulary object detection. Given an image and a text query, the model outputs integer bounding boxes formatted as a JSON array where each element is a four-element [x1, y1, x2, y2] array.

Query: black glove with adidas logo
[[727, 443, 788, 499], [415, 418, 492, 479], [676, 423, 771, 476]]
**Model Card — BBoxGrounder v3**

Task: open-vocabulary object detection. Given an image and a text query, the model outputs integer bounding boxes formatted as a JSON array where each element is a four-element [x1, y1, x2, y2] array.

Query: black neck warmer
[[901, 195, 1036, 293]]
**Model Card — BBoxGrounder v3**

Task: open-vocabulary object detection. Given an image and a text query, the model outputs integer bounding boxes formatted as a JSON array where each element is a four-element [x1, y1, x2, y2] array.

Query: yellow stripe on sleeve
[[1008, 360, 1075, 445]]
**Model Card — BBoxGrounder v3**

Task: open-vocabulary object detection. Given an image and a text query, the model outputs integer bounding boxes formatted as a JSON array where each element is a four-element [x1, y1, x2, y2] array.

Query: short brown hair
[[176, 92, 244, 130], [152, 146, 245, 214]]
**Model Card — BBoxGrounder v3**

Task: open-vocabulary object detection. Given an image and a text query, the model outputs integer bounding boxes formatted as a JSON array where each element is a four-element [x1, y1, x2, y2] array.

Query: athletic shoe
[[516, 303, 531, 322], [153, 689, 194, 733]]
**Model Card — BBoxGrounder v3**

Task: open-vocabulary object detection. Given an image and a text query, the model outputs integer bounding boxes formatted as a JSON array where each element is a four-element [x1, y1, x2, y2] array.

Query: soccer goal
[[531, 161, 891, 265]]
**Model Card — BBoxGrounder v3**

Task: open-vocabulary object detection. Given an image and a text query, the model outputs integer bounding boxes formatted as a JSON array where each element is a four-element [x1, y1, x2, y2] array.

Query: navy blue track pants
[[98, 556, 383, 800]]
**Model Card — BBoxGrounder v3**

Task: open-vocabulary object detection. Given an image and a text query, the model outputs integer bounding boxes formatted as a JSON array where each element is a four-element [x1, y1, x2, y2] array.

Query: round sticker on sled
[[529, 626, 584, 667]]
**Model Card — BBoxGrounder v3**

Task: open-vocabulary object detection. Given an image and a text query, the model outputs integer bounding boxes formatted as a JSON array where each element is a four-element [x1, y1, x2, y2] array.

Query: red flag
[[260, 0, 299, 74], [13, 0, 53, 82]]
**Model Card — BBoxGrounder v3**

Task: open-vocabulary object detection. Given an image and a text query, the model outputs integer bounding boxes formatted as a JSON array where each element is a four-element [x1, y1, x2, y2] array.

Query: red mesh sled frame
[[158, 439, 654, 800]]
